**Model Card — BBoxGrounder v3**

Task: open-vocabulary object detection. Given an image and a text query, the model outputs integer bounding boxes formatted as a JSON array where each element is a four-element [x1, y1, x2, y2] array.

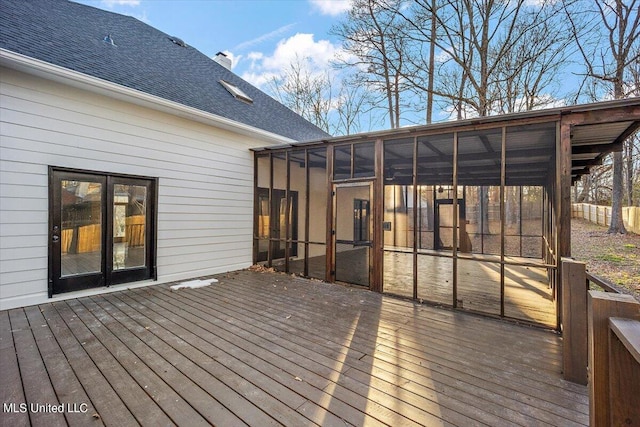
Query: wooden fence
[[572, 203, 640, 233], [61, 215, 145, 254]]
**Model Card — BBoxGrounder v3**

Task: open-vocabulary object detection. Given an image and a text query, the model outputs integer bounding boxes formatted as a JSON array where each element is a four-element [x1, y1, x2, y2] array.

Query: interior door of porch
[[333, 183, 373, 287]]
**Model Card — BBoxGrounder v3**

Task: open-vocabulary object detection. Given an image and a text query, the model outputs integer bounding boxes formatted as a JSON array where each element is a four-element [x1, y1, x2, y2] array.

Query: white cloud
[[101, 0, 140, 6], [309, 0, 351, 16], [241, 71, 279, 88], [247, 52, 264, 61], [264, 33, 340, 73], [240, 33, 344, 87], [233, 23, 297, 51]]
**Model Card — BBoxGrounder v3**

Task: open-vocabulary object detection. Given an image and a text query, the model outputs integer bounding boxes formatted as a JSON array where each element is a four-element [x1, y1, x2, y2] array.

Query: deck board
[[72, 297, 243, 427], [116, 291, 320, 426], [212, 273, 586, 424], [52, 301, 174, 426], [22, 306, 103, 427], [1, 270, 588, 426], [37, 303, 139, 426], [1, 310, 30, 427], [9, 309, 67, 427]]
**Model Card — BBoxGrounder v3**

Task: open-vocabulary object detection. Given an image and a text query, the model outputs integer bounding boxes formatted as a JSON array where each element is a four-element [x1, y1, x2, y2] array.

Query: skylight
[[168, 36, 186, 47], [219, 80, 253, 104]]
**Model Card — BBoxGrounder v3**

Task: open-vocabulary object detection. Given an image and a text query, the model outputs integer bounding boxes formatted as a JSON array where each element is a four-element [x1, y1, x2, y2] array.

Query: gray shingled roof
[[0, 0, 330, 142]]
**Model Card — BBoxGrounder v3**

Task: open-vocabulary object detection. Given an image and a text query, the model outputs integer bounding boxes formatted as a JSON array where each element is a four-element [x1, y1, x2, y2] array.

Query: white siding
[[0, 67, 267, 309]]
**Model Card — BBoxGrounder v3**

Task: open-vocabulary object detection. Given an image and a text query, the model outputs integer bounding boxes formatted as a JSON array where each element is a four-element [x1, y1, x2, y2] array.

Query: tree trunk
[[608, 0, 627, 233], [609, 151, 627, 233], [478, 186, 490, 234], [578, 175, 591, 203], [426, 0, 436, 124]]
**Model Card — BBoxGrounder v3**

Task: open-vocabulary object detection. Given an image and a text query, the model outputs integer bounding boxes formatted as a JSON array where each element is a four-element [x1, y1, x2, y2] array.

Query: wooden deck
[[382, 252, 556, 328], [1, 270, 587, 426]]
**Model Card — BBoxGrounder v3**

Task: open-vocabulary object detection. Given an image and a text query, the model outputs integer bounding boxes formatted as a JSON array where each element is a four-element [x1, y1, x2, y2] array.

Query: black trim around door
[[434, 198, 466, 251], [49, 167, 157, 297]]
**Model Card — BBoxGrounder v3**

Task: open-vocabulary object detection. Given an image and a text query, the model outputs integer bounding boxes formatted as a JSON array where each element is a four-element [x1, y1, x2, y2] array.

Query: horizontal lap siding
[[0, 67, 261, 309]]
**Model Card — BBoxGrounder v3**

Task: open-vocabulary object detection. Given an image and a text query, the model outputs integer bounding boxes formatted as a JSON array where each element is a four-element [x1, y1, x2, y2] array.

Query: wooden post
[[562, 258, 588, 384], [588, 291, 640, 427], [325, 146, 334, 282], [608, 318, 640, 426], [556, 120, 572, 330], [372, 138, 384, 293]]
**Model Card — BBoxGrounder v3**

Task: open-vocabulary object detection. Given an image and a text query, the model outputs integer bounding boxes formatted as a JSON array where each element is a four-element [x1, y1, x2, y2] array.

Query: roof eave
[[0, 49, 295, 146]]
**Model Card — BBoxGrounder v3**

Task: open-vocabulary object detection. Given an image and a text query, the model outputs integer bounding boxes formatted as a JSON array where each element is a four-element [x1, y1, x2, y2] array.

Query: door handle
[[52, 235, 60, 243]]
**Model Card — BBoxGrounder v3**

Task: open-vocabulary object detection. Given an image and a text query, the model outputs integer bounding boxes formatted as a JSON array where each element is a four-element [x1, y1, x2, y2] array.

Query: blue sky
[[72, 0, 594, 131], [73, 0, 348, 88]]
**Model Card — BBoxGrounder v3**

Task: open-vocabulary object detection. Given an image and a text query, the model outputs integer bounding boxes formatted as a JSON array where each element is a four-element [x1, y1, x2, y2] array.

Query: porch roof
[[253, 98, 640, 184]]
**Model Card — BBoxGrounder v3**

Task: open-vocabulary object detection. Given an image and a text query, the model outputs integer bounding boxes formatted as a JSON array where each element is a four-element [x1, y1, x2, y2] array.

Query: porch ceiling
[[253, 98, 640, 186], [570, 120, 640, 182]]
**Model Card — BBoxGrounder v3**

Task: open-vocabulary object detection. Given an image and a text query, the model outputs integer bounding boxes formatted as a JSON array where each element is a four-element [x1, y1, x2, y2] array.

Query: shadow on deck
[[1, 270, 587, 426]]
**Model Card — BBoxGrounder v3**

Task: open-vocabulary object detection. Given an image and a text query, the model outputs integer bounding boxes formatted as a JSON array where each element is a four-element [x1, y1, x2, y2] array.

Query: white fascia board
[[0, 49, 294, 146]]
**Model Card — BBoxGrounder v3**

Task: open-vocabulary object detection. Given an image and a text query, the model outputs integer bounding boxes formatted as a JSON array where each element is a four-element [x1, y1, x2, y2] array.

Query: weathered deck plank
[[22, 306, 103, 427], [149, 287, 460, 427], [1, 270, 588, 426], [0, 310, 29, 427], [69, 297, 243, 426], [114, 291, 326, 427], [210, 272, 586, 425], [37, 303, 139, 426], [198, 273, 586, 417], [8, 309, 67, 427], [123, 290, 366, 427], [179, 282, 537, 426], [88, 294, 270, 427], [52, 302, 173, 426]]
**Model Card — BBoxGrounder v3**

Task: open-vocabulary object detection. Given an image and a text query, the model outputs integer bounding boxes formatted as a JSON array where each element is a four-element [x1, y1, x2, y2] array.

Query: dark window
[[334, 145, 351, 180], [353, 199, 370, 243]]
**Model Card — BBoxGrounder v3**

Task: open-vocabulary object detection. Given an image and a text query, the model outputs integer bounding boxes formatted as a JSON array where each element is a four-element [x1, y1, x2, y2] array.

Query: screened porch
[[253, 99, 640, 330]]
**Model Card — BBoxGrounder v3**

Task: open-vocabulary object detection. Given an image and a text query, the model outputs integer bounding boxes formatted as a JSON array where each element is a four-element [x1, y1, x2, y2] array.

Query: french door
[[49, 168, 156, 296]]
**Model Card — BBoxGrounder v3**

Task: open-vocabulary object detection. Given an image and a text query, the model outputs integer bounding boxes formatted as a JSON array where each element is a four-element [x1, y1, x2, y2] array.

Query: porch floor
[[1, 270, 587, 426]]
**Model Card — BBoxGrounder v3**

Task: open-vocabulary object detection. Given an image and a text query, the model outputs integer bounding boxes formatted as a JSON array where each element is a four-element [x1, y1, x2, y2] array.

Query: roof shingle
[[0, 0, 331, 142]]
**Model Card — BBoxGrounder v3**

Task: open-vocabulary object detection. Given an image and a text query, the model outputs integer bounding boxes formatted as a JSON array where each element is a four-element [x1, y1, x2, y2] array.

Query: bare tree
[[391, 0, 572, 119], [564, 0, 640, 233], [268, 57, 334, 133], [332, 0, 412, 128], [625, 48, 640, 205], [333, 78, 377, 135], [490, 9, 573, 114]]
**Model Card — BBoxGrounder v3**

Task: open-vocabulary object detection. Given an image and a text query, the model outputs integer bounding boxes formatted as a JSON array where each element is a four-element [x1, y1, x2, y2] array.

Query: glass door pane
[[60, 179, 103, 277], [113, 184, 147, 270], [109, 176, 155, 285], [256, 188, 269, 262], [270, 189, 286, 260]]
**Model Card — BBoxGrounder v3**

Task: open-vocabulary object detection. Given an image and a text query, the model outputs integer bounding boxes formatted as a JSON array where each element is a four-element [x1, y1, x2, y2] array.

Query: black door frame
[[434, 198, 466, 251], [49, 167, 157, 297], [332, 182, 373, 287]]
